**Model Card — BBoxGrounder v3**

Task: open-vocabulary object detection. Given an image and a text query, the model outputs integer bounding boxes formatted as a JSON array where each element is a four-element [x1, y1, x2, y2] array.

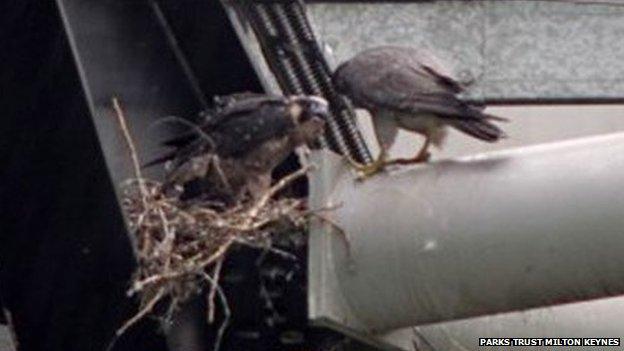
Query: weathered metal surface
[[56, 0, 201, 191], [56, 2, 204, 350], [309, 131, 624, 349], [308, 1, 624, 103], [220, 0, 283, 94], [0, 326, 16, 351]]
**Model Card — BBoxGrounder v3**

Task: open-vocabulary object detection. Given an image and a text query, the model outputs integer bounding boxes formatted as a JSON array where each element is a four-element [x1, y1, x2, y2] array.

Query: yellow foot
[[386, 151, 431, 165], [344, 150, 387, 180]]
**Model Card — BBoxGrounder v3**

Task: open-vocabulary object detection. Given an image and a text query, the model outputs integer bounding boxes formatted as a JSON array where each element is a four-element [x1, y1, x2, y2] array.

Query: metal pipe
[[309, 132, 624, 333], [411, 295, 624, 351], [314, 295, 624, 351]]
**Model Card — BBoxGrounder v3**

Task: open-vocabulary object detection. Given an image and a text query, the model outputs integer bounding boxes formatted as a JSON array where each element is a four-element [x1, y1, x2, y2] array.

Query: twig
[[112, 97, 148, 206], [119, 162, 316, 350], [201, 272, 230, 351], [130, 238, 234, 295], [106, 287, 167, 351], [234, 238, 297, 261], [207, 257, 224, 323], [163, 295, 181, 327], [157, 206, 176, 273], [194, 238, 235, 271], [117, 288, 165, 337], [310, 211, 353, 263], [248, 164, 312, 220], [210, 155, 233, 194]]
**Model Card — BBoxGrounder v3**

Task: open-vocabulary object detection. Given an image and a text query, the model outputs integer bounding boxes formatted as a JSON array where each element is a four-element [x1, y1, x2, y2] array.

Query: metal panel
[[307, 1, 624, 103], [56, 2, 204, 350], [56, 0, 201, 191], [220, 1, 283, 94], [0, 326, 16, 351], [309, 132, 624, 349]]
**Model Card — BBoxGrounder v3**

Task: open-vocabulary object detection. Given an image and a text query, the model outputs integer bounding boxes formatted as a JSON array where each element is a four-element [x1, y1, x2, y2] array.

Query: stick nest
[[118, 168, 309, 334], [109, 98, 312, 349]]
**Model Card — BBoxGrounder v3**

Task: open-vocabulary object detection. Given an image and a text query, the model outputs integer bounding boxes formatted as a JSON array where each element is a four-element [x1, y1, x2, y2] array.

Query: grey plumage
[[146, 93, 327, 203], [333, 46, 506, 168]]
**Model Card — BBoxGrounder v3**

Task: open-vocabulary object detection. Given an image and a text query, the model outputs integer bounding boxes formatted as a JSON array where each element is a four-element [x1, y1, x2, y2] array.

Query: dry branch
[[111, 97, 313, 351]]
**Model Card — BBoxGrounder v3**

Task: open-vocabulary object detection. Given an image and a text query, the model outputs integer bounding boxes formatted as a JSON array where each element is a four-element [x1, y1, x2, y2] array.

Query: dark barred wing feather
[[143, 95, 295, 169], [211, 102, 295, 158], [334, 46, 506, 142]]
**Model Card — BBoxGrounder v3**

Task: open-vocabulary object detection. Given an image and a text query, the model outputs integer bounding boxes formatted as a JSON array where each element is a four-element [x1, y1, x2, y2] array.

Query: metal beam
[[56, 0, 201, 191], [0, 326, 16, 351], [56, 1, 203, 350], [307, 0, 624, 104], [309, 132, 624, 336]]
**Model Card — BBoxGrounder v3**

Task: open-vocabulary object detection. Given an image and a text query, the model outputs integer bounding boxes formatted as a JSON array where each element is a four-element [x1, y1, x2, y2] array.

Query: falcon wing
[[159, 94, 286, 150], [334, 46, 501, 122], [209, 93, 286, 126], [144, 95, 295, 170], [211, 100, 295, 158]]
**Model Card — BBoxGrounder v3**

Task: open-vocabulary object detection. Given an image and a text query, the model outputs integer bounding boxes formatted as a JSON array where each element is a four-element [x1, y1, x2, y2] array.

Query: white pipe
[[309, 132, 624, 333], [412, 295, 624, 351]]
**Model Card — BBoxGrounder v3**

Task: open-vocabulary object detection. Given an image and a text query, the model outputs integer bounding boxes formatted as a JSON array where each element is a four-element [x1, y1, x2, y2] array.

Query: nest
[[109, 98, 314, 351]]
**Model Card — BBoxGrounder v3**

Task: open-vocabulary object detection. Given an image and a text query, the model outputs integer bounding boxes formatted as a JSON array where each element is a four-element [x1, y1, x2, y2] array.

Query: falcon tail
[[449, 115, 507, 143]]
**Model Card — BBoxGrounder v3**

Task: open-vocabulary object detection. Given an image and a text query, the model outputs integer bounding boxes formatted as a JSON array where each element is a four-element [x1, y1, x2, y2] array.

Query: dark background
[[0, 1, 266, 350]]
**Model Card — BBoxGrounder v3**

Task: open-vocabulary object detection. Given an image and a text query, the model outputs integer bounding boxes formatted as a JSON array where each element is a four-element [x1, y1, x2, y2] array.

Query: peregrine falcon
[[332, 46, 507, 176], [146, 93, 327, 203]]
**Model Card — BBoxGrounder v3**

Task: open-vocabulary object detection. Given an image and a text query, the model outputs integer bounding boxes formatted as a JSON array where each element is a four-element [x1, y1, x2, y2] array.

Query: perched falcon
[[333, 46, 507, 176], [146, 93, 327, 203]]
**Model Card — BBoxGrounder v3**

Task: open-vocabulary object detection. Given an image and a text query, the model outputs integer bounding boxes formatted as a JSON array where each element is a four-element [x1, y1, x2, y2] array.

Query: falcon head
[[287, 95, 328, 145]]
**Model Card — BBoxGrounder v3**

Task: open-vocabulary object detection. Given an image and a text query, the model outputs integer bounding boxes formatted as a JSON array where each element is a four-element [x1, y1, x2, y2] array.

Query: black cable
[[286, 1, 372, 163], [234, 1, 372, 163]]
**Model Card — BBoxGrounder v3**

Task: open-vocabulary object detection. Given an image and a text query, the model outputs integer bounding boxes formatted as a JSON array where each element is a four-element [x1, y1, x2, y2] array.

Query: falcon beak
[[288, 95, 328, 145], [308, 96, 330, 117]]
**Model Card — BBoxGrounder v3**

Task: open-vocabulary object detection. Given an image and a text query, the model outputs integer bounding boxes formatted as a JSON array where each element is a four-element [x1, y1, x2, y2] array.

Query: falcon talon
[[343, 152, 387, 180], [354, 159, 387, 181], [355, 170, 380, 182], [387, 151, 431, 165]]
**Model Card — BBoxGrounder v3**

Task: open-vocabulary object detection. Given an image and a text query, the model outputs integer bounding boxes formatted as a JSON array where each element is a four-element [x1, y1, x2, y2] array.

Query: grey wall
[[309, 1, 624, 103]]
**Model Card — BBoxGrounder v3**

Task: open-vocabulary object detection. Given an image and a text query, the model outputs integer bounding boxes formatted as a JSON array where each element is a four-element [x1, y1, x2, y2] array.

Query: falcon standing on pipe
[[332, 46, 507, 177], [145, 93, 327, 203]]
